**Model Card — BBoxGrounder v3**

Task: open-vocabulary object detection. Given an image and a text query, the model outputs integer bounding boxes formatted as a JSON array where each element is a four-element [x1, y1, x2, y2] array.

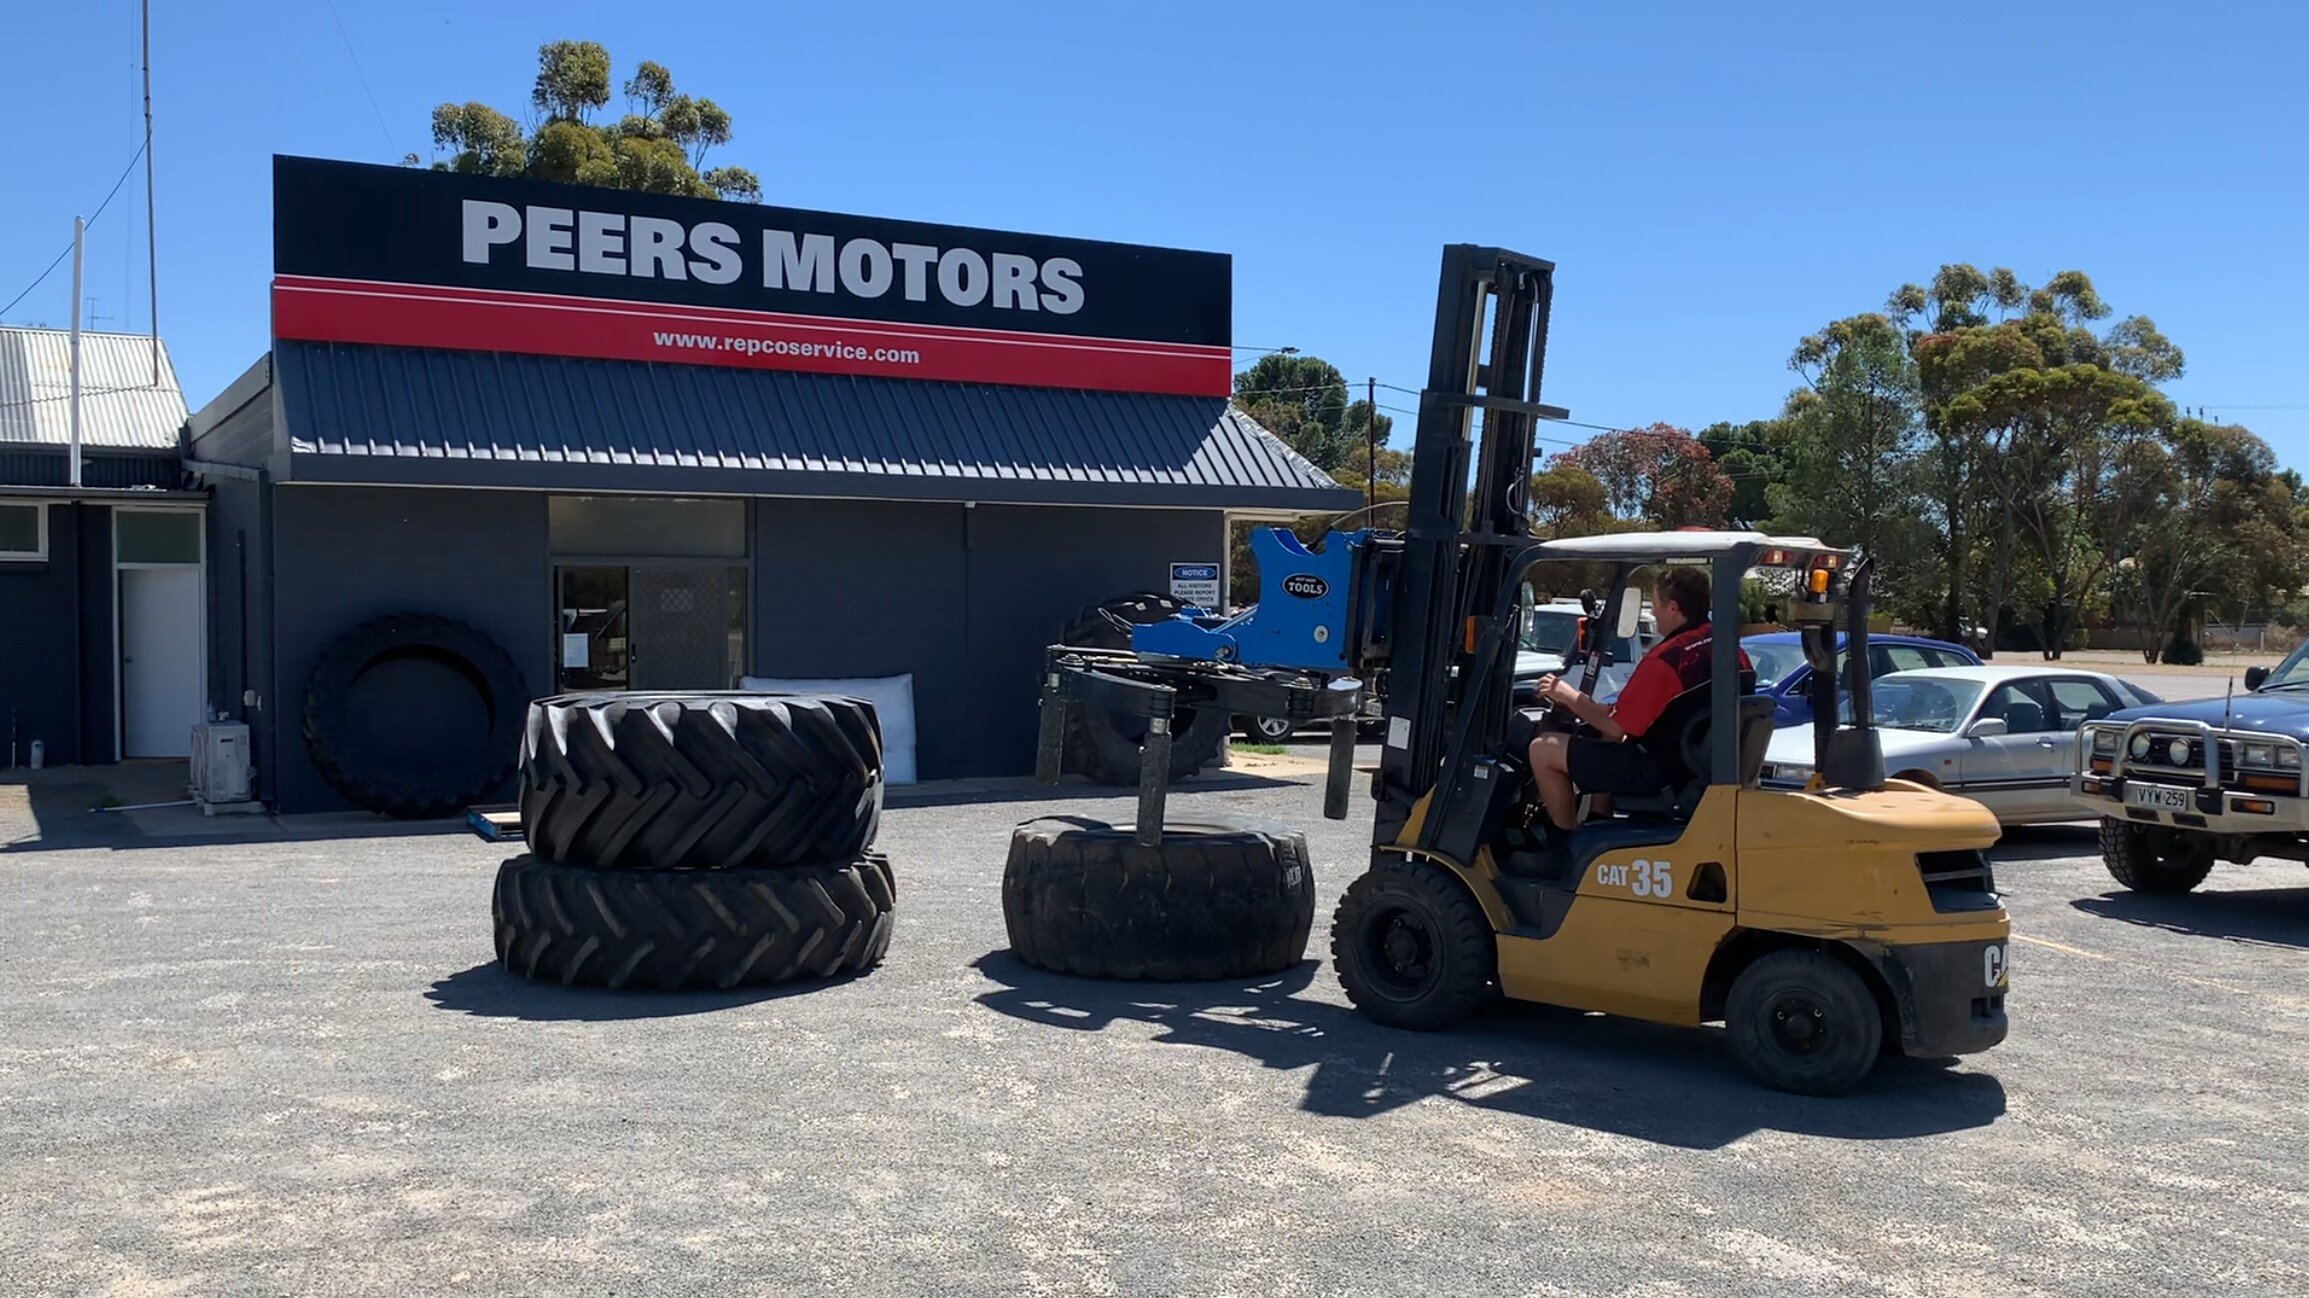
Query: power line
[[323, 0, 400, 158], [0, 141, 147, 320]]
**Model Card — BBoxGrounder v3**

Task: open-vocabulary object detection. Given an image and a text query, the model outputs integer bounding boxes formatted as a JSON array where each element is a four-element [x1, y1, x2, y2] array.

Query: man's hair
[[1653, 567, 1710, 623]]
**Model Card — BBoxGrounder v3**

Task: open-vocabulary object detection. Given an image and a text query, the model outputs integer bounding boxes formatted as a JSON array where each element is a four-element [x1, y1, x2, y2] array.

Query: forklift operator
[[1525, 567, 1731, 832]]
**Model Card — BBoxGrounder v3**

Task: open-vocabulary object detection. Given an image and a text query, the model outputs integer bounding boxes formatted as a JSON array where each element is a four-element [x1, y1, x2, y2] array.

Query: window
[[1922, 647, 1974, 670], [0, 503, 44, 560], [1983, 682, 2058, 734], [1875, 645, 1933, 675], [2047, 677, 2123, 729], [114, 509, 201, 564], [548, 496, 745, 558]]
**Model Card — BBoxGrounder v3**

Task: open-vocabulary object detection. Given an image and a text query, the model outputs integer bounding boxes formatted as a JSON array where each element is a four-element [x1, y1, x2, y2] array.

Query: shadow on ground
[[2, 762, 471, 854], [423, 961, 867, 1021], [2072, 886, 2309, 950], [1988, 823, 2103, 865], [971, 951, 2006, 1150]]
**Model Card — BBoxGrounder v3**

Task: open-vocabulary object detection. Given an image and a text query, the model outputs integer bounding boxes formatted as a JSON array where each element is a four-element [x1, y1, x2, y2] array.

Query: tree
[[428, 42, 762, 202], [1768, 314, 1929, 582], [2112, 422, 2295, 662], [1697, 420, 1785, 528], [1234, 354, 1354, 471], [1553, 423, 1731, 529]]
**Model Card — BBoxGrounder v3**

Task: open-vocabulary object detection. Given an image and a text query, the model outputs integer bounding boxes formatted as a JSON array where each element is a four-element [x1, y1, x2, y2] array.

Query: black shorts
[[1567, 736, 1667, 795]]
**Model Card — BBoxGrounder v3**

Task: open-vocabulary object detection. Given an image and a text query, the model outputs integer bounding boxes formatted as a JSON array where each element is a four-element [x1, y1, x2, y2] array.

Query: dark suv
[[2073, 646, 2309, 893]]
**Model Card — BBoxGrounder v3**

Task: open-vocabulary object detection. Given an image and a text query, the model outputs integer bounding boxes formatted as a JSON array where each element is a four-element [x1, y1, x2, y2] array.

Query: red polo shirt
[[1612, 620, 1743, 738]]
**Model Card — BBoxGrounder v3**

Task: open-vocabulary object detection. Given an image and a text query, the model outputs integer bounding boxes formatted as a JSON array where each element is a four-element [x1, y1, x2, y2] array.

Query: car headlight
[[2129, 733, 2153, 760], [2244, 742, 2276, 768], [2091, 728, 2118, 756], [2283, 748, 2302, 771]]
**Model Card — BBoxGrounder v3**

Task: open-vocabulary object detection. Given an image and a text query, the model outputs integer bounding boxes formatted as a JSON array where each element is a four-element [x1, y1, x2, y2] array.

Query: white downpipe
[[69, 215, 85, 489]]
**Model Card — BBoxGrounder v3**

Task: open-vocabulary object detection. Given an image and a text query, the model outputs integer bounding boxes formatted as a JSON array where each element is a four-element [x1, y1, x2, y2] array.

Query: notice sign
[[269, 156, 1232, 397], [1170, 562, 1222, 610]]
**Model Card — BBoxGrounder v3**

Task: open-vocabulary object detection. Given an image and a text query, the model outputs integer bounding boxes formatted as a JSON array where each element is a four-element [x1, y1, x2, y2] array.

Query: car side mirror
[[1967, 717, 2009, 738], [2246, 667, 2270, 691], [1614, 588, 1643, 642]]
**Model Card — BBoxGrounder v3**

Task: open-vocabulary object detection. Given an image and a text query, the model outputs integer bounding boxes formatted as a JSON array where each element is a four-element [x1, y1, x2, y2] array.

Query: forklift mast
[[1372, 246, 1565, 849]]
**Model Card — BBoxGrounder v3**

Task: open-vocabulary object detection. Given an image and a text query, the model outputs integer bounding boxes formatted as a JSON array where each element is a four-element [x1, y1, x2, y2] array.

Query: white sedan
[[1759, 665, 2163, 825]]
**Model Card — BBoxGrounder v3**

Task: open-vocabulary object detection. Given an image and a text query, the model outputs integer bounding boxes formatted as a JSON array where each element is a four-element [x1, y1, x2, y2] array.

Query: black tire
[[1331, 859, 1496, 1030], [1059, 593, 1230, 785], [1240, 714, 1297, 743], [2100, 818, 2217, 894], [492, 853, 895, 989], [1724, 948, 1883, 1096], [521, 693, 882, 870], [301, 612, 527, 819], [1003, 816, 1315, 980]]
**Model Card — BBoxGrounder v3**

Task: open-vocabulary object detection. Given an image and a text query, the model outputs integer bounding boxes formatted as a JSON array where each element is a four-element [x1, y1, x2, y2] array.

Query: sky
[[8, 1, 2307, 461]]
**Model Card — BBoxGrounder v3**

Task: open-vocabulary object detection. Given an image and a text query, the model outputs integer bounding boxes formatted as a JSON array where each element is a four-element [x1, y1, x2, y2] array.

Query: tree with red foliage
[[1553, 423, 1732, 529]]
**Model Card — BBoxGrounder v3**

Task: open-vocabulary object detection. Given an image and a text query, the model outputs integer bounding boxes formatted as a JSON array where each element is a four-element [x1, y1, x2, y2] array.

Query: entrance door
[[120, 566, 203, 758], [631, 567, 744, 690]]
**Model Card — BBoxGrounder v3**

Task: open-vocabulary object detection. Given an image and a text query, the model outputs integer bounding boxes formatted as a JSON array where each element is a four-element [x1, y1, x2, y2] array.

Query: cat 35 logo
[[1594, 858, 1675, 898]]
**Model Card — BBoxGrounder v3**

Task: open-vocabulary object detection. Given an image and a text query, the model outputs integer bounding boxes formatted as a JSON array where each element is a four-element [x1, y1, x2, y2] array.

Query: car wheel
[[1241, 714, 1296, 743], [2099, 818, 2216, 894]]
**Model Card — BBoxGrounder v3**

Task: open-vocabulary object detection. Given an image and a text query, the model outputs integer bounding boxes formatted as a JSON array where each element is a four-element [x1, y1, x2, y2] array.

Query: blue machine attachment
[[1131, 528, 1370, 673]]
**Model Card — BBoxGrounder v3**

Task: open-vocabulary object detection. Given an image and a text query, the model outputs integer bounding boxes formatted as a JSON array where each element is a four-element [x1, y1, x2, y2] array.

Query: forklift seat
[[1612, 685, 1774, 820]]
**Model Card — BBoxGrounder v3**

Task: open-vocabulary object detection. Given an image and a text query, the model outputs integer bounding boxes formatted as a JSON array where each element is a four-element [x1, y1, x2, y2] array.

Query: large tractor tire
[[2100, 818, 2217, 894], [492, 853, 896, 990], [1002, 816, 1315, 980], [301, 613, 527, 818], [1059, 593, 1230, 785], [521, 693, 883, 870]]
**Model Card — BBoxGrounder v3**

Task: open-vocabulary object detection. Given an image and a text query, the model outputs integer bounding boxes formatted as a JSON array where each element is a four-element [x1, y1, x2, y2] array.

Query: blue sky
[[9, 2, 2306, 459]]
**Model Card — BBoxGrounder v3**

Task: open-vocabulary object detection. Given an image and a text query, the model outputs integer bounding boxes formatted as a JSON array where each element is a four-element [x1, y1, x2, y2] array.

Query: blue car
[[1743, 631, 1983, 727]]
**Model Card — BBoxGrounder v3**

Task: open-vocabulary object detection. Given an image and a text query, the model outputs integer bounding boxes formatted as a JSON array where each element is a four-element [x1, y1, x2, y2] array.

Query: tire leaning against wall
[[492, 852, 896, 989], [520, 692, 884, 870], [1058, 593, 1231, 785], [301, 613, 528, 819]]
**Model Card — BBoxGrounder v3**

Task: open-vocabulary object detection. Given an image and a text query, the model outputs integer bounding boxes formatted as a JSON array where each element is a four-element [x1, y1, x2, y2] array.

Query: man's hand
[[1537, 674, 1583, 709]]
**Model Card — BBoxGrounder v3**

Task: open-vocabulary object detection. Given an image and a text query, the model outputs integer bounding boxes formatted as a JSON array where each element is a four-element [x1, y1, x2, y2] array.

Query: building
[[181, 157, 1352, 813], [0, 326, 198, 769]]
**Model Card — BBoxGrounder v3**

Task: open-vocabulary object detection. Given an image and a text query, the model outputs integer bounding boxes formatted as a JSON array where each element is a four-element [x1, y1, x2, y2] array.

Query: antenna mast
[[142, 0, 158, 386]]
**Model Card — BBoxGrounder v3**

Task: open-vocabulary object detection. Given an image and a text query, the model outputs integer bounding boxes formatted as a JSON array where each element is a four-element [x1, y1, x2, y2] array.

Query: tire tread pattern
[[521, 693, 883, 870], [1002, 816, 1314, 980], [2099, 817, 2216, 894], [492, 853, 896, 989]]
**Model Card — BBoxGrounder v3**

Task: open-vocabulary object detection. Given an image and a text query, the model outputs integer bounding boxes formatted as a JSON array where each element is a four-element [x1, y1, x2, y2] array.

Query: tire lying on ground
[[493, 852, 896, 989], [520, 692, 883, 870], [1003, 816, 1315, 980], [302, 613, 527, 819], [1059, 592, 1231, 785]]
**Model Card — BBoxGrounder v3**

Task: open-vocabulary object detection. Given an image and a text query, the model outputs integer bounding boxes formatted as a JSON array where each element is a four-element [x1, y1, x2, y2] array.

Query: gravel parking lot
[[5, 771, 2307, 1297]]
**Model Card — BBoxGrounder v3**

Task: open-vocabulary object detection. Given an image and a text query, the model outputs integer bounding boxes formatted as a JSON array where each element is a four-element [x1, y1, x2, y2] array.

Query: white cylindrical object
[[69, 215, 85, 489], [28, 740, 44, 770]]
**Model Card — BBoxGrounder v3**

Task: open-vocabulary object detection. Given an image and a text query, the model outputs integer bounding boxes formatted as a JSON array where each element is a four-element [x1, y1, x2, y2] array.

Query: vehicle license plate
[[2126, 783, 2190, 812]]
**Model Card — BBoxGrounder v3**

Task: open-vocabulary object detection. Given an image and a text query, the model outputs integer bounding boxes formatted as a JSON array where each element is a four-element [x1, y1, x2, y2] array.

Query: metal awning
[[271, 342, 1356, 510]]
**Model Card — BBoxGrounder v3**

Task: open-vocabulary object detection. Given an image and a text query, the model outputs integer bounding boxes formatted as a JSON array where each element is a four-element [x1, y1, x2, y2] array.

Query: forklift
[[1035, 245, 2010, 1095]]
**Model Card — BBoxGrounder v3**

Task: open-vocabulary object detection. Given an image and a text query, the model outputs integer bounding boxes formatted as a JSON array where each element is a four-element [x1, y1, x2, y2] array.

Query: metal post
[[1135, 708, 1173, 846], [69, 216, 86, 489], [1324, 711, 1357, 820], [143, 0, 159, 386], [1365, 376, 1378, 511]]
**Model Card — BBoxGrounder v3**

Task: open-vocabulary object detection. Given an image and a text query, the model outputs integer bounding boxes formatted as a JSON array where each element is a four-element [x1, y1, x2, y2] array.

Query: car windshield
[[1839, 677, 1985, 734], [1746, 643, 1808, 689], [1522, 609, 1638, 662], [2259, 642, 2309, 690]]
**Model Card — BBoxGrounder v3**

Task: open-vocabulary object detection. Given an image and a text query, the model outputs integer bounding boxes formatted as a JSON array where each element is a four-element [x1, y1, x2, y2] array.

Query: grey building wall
[[266, 485, 549, 812], [205, 473, 274, 795], [0, 503, 114, 767], [961, 504, 1225, 775], [183, 359, 281, 476]]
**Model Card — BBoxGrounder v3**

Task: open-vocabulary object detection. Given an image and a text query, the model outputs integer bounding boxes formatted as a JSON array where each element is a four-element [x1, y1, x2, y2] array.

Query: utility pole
[[69, 217, 86, 489], [1365, 376, 1377, 511], [142, 0, 158, 386]]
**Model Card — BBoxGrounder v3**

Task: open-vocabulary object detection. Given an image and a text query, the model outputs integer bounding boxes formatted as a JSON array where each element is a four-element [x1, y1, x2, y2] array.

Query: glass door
[[556, 567, 630, 691], [557, 564, 745, 692]]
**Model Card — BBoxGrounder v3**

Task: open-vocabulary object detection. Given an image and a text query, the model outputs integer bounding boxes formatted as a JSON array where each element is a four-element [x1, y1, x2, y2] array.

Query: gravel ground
[[4, 776, 2307, 1297]]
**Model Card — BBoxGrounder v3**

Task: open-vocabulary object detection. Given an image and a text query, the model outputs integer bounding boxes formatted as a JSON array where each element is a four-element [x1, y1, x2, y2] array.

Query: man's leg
[[1527, 733, 1579, 832]]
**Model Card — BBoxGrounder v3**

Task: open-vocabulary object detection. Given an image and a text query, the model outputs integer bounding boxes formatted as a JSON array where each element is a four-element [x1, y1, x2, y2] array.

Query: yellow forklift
[[1028, 245, 2010, 1095], [1333, 246, 2011, 1095]]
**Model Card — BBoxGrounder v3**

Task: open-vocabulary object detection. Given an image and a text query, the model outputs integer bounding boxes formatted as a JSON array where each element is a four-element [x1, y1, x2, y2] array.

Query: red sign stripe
[[271, 277, 1233, 398]]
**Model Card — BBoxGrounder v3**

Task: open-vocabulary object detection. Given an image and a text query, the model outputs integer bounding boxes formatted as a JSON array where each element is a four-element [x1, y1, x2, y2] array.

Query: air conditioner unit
[[190, 721, 252, 805]]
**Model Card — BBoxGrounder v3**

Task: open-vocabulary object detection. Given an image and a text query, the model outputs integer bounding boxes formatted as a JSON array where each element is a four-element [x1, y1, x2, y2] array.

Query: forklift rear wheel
[[2099, 818, 2216, 894], [1332, 860, 1496, 1030], [1724, 949, 1882, 1096]]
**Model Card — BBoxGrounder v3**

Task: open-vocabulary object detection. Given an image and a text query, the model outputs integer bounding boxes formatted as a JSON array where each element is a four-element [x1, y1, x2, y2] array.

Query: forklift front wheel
[[1332, 860, 1496, 1030], [1724, 949, 1883, 1096]]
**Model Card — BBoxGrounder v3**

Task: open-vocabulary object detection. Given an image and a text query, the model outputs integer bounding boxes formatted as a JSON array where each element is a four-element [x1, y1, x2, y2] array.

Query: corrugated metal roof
[[274, 342, 1356, 510], [0, 327, 186, 451]]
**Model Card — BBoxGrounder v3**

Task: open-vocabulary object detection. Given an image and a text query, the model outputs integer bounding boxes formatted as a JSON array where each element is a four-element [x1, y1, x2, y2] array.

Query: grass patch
[[1236, 743, 1289, 756]]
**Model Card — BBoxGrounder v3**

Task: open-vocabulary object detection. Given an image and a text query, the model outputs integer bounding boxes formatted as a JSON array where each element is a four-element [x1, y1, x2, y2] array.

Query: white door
[[121, 566, 202, 758]]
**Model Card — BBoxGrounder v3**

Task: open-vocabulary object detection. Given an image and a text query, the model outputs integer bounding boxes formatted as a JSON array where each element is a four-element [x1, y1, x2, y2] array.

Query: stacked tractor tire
[[494, 692, 895, 990]]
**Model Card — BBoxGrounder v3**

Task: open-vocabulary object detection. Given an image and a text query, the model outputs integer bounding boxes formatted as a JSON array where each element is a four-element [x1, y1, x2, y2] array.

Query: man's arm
[[1541, 677, 1630, 742]]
